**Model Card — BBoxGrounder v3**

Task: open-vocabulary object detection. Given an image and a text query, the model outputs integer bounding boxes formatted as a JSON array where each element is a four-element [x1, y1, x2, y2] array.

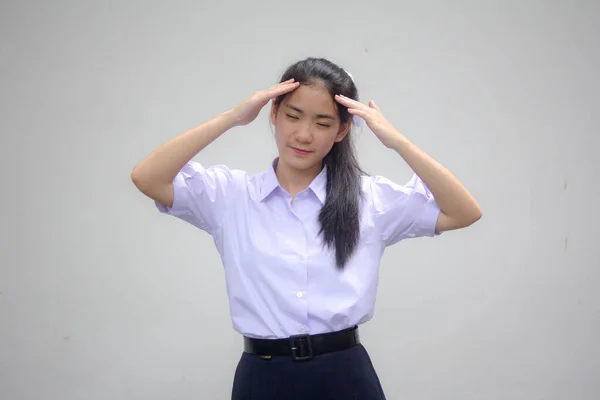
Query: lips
[[291, 147, 312, 155]]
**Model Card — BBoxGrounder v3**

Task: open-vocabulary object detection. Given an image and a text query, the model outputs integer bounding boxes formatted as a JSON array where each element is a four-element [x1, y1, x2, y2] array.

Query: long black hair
[[273, 57, 366, 269]]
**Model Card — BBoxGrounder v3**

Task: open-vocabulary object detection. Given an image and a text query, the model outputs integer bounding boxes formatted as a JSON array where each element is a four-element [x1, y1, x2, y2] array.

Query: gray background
[[1, 1, 599, 399]]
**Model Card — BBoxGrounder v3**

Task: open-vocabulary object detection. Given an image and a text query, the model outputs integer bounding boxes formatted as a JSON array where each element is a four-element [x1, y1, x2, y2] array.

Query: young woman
[[131, 57, 481, 399]]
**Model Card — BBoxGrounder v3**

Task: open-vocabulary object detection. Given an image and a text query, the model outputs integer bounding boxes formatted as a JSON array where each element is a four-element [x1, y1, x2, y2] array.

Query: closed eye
[[287, 113, 331, 128]]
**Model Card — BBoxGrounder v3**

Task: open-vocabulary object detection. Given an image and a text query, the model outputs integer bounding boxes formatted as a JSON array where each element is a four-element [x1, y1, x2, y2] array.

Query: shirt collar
[[259, 158, 327, 204]]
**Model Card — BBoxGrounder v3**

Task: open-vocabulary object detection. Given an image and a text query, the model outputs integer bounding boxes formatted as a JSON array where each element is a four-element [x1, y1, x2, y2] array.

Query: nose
[[294, 124, 313, 143]]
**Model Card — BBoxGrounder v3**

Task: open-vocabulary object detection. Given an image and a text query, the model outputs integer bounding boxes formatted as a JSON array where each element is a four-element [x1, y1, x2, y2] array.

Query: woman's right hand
[[228, 79, 300, 127]]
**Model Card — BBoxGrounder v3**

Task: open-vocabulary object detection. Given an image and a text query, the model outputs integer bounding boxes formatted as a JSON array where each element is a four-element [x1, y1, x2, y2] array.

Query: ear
[[334, 119, 352, 142], [270, 99, 278, 125]]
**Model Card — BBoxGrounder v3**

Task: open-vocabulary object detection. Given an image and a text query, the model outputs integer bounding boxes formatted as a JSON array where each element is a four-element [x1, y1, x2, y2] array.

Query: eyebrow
[[285, 104, 335, 120]]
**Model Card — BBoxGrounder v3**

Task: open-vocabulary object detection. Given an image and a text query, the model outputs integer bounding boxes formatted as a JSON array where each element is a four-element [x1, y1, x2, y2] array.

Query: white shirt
[[156, 159, 441, 339]]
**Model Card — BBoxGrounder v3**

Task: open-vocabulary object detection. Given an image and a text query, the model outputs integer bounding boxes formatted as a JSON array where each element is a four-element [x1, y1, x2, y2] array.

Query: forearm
[[390, 134, 482, 222], [131, 111, 236, 186]]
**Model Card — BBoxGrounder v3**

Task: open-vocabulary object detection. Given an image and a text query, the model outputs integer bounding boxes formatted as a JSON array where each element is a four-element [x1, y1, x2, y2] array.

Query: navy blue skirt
[[231, 343, 387, 399]]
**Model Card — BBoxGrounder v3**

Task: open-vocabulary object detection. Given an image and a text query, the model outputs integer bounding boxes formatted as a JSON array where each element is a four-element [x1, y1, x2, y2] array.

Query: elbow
[[436, 204, 481, 233], [454, 204, 482, 230], [130, 166, 142, 187], [130, 165, 150, 193], [465, 204, 482, 227]]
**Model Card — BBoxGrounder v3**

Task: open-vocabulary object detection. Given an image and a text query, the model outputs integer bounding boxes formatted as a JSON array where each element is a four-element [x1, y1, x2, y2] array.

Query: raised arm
[[131, 79, 300, 207], [131, 113, 236, 207], [335, 95, 482, 233]]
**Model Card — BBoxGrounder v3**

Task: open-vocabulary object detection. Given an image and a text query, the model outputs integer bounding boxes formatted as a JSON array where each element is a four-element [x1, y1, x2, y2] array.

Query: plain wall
[[1, 1, 599, 399]]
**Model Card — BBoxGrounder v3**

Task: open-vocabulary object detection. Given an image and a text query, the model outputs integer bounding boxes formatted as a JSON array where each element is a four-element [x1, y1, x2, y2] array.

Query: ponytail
[[318, 136, 364, 269]]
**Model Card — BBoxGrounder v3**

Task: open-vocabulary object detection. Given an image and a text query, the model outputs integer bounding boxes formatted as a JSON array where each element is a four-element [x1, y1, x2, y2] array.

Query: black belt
[[243, 326, 360, 361]]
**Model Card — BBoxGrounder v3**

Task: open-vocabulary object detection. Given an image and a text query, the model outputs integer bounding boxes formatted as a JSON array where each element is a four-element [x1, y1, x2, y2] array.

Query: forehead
[[283, 83, 338, 116]]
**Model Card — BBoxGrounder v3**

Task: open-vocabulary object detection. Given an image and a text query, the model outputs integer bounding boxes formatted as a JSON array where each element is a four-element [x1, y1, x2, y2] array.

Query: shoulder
[[360, 173, 434, 202], [181, 160, 250, 187], [360, 172, 441, 244], [186, 161, 278, 204], [359, 173, 410, 207], [359, 172, 439, 221]]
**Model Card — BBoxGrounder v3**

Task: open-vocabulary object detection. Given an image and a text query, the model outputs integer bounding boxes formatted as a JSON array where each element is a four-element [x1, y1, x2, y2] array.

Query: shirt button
[[299, 325, 308, 333], [296, 292, 303, 298]]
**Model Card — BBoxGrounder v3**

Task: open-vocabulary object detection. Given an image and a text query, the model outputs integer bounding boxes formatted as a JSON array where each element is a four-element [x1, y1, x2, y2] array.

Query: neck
[[275, 159, 323, 197]]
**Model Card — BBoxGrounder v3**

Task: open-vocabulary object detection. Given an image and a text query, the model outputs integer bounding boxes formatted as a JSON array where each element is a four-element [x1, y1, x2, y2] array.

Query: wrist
[[218, 109, 240, 129], [389, 131, 410, 152]]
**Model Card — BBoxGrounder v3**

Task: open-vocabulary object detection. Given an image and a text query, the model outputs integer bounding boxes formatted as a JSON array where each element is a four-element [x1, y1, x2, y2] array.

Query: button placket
[[288, 194, 309, 333]]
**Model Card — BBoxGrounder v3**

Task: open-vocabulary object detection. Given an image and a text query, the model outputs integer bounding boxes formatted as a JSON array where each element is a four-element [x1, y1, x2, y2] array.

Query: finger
[[335, 94, 368, 110], [264, 81, 299, 98], [270, 80, 296, 91], [277, 79, 298, 88], [272, 81, 298, 92], [276, 81, 300, 94], [369, 100, 380, 111], [264, 79, 295, 93], [347, 108, 369, 120]]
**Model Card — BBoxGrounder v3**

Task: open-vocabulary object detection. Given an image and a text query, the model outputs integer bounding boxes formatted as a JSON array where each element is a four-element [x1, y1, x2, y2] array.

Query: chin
[[281, 150, 321, 171]]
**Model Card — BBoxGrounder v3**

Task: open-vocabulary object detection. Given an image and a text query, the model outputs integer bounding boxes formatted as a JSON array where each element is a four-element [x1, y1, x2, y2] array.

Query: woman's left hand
[[335, 95, 404, 149]]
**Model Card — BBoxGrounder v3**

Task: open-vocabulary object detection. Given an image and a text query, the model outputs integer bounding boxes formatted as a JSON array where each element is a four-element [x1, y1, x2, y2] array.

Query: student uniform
[[155, 158, 441, 399]]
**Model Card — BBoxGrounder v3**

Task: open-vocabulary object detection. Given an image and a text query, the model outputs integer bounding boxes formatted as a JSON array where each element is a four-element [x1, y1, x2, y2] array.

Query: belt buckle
[[289, 334, 313, 361]]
